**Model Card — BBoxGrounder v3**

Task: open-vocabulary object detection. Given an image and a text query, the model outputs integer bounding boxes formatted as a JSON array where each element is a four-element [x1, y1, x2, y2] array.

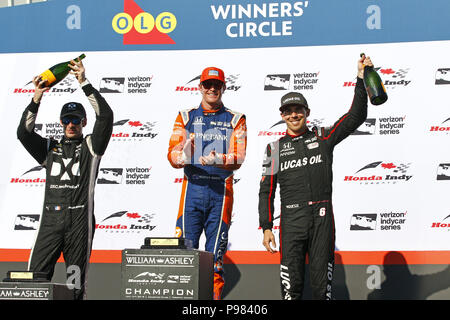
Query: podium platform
[[0, 282, 74, 300], [121, 248, 213, 300]]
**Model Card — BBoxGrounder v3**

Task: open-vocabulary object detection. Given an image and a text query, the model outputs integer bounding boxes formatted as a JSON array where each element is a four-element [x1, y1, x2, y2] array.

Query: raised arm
[[17, 76, 55, 165], [315, 55, 371, 146], [69, 58, 113, 156]]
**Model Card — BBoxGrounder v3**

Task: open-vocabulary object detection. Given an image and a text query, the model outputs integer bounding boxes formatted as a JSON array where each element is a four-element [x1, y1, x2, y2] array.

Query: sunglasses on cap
[[201, 80, 224, 90], [61, 116, 83, 125]]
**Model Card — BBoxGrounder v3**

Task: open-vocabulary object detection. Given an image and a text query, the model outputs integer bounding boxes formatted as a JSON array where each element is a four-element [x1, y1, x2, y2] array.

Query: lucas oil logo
[[112, 0, 177, 45], [280, 155, 322, 172]]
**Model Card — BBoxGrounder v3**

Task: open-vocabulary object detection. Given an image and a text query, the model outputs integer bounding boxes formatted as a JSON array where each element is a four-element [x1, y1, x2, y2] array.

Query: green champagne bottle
[[360, 53, 388, 105], [39, 53, 86, 87]]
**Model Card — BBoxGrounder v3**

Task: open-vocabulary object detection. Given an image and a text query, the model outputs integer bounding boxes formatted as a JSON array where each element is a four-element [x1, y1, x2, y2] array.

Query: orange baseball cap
[[200, 67, 225, 83]]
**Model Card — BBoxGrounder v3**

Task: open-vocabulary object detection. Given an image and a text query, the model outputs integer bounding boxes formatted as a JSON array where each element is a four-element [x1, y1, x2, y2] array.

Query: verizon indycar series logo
[[437, 163, 450, 180], [353, 116, 406, 136], [34, 122, 64, 140], [264, 71, 320, 91], [350, 211, 407, 231], [344, 161, 413, 184], [99, 76, 153, 94], [344, 67, 411, 88], [97, 167, 151, 185], [350, 214, 377, 230], [435, 68, 450, 85], [96, 210, 156, 233], [14, 214, 40, 230], [175, 74, 241, 94], [112, 119, 158, 141]]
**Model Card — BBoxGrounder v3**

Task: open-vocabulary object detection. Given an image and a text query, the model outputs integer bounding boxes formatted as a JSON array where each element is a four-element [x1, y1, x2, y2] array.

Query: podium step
[[0, 282, 74, 300], [121, 248, 213, 300]]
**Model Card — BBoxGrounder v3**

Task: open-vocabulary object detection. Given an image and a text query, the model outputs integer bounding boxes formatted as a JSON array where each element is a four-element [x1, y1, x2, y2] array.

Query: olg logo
[[112, 0, 177, 44], [112, 12, 176, 34]]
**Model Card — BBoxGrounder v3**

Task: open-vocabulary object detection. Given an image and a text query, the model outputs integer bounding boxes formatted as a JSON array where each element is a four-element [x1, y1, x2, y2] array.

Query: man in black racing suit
[[259, 55, 372, 300], [17, 58, 113, 300]]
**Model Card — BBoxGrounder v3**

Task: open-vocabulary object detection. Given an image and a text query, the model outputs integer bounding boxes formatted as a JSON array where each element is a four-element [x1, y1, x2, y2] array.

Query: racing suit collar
[[62, 135, 84, 144], [286, 128, 309, 139], [200, 103, 224, 113]]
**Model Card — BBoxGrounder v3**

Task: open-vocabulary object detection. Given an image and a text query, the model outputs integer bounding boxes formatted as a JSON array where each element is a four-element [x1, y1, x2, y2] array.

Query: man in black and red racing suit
[[258, 55, 372, 300], [17, 59, 113, 300]]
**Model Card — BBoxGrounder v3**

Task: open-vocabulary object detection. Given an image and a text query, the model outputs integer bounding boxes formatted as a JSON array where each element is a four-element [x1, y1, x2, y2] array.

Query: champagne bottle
[[39, 53, 86, 87], [360, 53, 388, 105]]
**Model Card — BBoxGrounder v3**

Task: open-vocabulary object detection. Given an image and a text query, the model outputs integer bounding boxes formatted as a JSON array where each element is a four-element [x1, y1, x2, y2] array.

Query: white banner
[[1, 40, 449, 254]]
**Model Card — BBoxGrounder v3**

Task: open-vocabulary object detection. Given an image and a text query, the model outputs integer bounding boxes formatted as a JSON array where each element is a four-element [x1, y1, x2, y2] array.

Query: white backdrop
[[0, 40, 449, 256]]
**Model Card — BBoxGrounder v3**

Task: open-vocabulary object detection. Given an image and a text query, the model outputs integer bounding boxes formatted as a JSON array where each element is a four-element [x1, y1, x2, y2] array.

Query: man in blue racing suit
[[168, 67, 247, 300]]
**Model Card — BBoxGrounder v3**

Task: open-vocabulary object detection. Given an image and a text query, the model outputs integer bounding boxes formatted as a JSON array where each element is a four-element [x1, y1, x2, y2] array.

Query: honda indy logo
[[429, 117, 450, 134], [344, 161, 413, 184], [112, 119, 158, 141], [344, 67, 411, 88], [10, 165, 45, 186], [175, 74, 241, 94], [431, 214, 450, 229], [258, 118, 324, 138], [15, 77, 78, 96], [96, 210, 156, 233]]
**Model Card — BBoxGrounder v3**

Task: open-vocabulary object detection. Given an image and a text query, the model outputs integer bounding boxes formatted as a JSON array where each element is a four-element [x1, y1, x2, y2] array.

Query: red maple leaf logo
[[128, 121, 142, 127], [381, 163, 397, 169], [127, 213, 141, 219], [380, 68, 395, 75]]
